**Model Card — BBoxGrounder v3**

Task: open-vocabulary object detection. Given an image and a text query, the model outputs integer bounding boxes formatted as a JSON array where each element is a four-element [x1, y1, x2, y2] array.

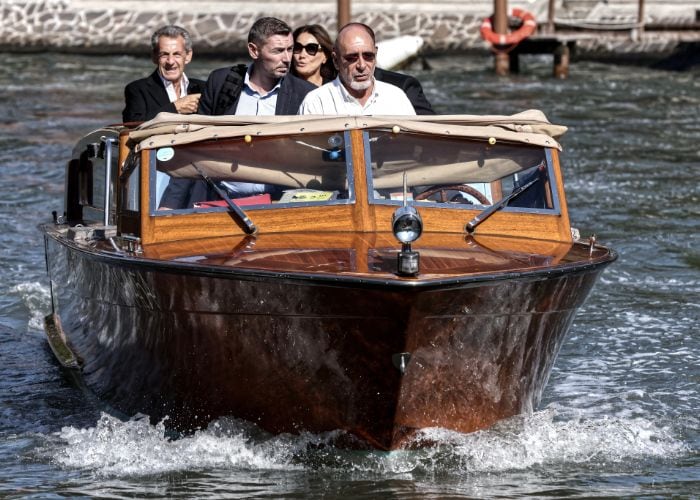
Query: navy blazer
[[122, 70, 205, 122], [160, 69, 316, 209], [198, 66, 316, 115]]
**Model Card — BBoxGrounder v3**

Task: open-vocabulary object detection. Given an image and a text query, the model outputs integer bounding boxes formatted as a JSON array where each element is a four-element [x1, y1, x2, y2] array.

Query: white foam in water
[[12, 281, 51, 331], [409, 409, 688, 474], [46, 410, 688, 477], [50, 414, 308, 475]]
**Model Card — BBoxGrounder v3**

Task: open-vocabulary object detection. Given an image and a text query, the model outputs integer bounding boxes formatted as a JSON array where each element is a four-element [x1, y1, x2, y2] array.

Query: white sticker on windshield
[[156, 147, 174, 162]]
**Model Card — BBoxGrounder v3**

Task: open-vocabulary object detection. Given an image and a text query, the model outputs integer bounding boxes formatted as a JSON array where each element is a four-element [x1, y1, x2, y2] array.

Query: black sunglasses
[[342, 51, 376, 64], [293, 42, 321, 56]]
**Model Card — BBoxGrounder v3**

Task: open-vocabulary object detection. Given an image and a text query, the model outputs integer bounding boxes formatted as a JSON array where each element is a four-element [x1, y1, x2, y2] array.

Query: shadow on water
[[0, 52, 698, 497]]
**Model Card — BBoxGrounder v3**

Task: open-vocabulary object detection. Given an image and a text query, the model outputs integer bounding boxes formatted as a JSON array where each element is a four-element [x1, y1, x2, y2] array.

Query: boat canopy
[[128, 110, 566, 152]]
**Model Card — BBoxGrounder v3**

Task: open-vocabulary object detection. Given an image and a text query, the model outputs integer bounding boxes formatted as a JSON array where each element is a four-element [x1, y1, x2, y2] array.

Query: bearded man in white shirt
[[298, 23, 416, 115]]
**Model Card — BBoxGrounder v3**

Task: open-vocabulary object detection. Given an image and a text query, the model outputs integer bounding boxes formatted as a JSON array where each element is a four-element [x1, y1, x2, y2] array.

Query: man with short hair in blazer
[[122, 25, 204, 123], [198, 17, 315, 117], [159, 17, 316, 209]]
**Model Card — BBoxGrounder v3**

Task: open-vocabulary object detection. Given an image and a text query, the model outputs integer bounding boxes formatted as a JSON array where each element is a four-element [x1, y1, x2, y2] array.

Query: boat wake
[[39, 409, 687, 478], [11, 281, 51, 331]]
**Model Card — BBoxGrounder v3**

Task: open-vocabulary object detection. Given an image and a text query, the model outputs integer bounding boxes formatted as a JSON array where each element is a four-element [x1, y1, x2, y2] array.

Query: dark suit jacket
[[160, 69, 316, 209], [198, 66, 316, 115], [122, 70, 205, 122], [374, 68, 435, 115]]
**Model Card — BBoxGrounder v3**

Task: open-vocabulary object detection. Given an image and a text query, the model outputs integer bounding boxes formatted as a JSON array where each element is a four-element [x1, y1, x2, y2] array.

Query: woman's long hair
[[292, 24, 337, 83]]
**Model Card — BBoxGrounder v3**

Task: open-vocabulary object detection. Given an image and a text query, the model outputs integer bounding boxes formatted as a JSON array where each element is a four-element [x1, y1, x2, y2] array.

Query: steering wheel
[[414, 184, 491, 205]]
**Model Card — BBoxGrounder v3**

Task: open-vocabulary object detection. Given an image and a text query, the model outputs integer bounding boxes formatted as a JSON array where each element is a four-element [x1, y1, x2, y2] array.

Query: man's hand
[[174, 93, 201, 114]]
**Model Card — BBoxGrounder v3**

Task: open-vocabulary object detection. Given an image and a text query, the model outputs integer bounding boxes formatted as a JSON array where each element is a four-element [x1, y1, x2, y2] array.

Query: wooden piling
[[553, 43, 570, 78], [494, 0, 509, 75], [546, 0, 556, 34], [633, 0, 646, 40], [337, 0, 351, 31]]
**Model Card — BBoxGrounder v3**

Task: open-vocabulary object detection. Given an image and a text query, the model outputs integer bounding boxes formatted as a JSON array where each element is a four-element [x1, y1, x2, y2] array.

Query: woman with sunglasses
[[298, 23, 416, 115], [291, 25, 337, 87]]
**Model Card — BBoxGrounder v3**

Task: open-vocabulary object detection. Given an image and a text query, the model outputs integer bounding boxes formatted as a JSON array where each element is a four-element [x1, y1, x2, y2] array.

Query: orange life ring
[[480, 8, 537, 46]]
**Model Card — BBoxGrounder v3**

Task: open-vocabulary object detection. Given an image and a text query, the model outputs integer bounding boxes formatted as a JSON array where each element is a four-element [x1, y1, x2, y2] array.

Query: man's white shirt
[[298, 77, 415, 115], [157, 72, 190, 205], [159, 72, 190, 102]]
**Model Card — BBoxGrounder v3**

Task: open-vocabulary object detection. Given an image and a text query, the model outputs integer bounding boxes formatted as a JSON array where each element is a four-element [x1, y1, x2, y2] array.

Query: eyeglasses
[[342, 51, 376, 64], [293, 42, 321, 56]]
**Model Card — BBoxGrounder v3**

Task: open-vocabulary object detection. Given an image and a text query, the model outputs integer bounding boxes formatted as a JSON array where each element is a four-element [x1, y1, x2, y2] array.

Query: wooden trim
[[141, 203, 570, 245], [144, 231, 573, 260], [139, 149, 155, 243], [548, 149, 572, 242], [349, 129, 375, 233], [489, 180, 503, 203], [374, 204, 568, 241], [116, 129, 135, 235], [118, 129, 131, 175], [134, 142, 573, 246], [146, 204, 356, 243]]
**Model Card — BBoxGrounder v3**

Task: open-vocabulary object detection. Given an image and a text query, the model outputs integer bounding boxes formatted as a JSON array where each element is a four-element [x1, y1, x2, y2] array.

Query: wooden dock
[[487, 0, 700, 76]]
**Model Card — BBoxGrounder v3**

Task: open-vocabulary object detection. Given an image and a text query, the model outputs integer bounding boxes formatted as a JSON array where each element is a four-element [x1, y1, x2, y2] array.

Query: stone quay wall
[[1, 0, 698, 57]]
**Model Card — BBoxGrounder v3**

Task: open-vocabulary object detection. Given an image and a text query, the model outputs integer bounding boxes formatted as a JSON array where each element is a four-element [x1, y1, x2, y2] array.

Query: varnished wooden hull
[[43, 228, 615, 450]]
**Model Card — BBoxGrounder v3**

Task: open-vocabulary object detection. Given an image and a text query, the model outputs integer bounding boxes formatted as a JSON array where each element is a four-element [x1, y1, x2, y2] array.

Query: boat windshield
[[150, 132, 353, 213], [365, 129, 557, 211]]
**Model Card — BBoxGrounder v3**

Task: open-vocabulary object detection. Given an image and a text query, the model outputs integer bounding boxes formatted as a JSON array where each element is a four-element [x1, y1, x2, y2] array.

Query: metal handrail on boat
[[101, 135, 116, 228]]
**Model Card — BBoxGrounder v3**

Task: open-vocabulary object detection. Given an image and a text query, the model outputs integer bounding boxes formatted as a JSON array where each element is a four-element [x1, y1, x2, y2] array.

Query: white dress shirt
[[298, 77, 415, 115], [157, 72, 191, 206], [159, 72, 190, 101]]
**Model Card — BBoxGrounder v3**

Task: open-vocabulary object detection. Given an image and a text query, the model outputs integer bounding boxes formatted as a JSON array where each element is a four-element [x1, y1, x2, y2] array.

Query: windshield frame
[[147, 131, 357, 215], [362, 129, 561, 215]]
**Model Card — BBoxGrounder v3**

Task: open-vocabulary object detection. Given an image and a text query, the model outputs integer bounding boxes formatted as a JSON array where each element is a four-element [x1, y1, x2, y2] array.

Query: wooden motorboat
[[41, 111, 616, 450]]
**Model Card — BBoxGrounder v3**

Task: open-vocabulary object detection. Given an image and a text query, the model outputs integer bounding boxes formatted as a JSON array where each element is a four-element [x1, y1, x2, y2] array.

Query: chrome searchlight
[[392, 205, 422, 244], [392, 205, 423, 276]]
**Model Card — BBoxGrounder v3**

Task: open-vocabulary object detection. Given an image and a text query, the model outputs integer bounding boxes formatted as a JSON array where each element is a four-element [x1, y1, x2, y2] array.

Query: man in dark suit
[[122, 25, 204, 123], [160, 17, 316, 209], [198, 17, 315, 116]]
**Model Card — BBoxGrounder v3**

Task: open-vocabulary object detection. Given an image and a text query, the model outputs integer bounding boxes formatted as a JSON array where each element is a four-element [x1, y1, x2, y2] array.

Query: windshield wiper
[[465, 177, 539, 234], [191, 162, 257, 235]]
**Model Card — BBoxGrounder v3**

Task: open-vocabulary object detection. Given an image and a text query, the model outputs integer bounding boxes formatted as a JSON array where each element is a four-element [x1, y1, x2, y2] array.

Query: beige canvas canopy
[[128, 110, 566, 152]]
